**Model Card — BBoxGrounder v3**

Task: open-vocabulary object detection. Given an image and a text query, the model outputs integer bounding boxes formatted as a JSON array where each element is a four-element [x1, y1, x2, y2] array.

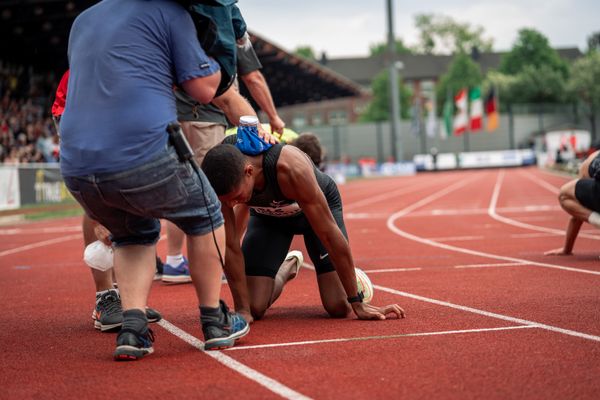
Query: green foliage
[[511, 64, 567, 103], [412, 13, 493, 55], [499, 28, 568, 77], [360, 70, 412, 122], [436, 52, 483, 111], [568, 51, 600, 110], [294, 46, 316, 60], [369, 39, 412, 56], [588, 32, 600, 53]]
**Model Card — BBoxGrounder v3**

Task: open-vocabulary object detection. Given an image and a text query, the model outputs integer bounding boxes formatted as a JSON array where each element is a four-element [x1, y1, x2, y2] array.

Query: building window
[[311, 113, 323, 126], [292, 113, 306, 129], [328, 110, 347, 125]]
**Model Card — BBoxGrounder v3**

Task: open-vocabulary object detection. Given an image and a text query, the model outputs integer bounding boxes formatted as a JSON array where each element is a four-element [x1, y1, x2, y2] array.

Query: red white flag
[[469, 87, 482, 131], [453, 89, 468, 135]]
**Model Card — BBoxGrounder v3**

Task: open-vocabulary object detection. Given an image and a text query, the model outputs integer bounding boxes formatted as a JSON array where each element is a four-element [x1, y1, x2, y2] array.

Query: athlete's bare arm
[[221, 205, 252, 322], [276, 147, 405, 320]]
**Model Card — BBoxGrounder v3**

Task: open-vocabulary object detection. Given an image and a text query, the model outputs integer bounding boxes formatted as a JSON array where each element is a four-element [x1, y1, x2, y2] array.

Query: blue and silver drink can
[[236, 115, 272, 155]]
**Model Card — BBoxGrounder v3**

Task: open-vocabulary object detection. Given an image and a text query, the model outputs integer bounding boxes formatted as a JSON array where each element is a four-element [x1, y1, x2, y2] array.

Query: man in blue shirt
[[61, 0, 249, 360]]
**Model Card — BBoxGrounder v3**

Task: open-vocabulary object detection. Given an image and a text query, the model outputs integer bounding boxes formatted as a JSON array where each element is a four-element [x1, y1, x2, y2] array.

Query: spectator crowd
[[0, 61, 61, 165]]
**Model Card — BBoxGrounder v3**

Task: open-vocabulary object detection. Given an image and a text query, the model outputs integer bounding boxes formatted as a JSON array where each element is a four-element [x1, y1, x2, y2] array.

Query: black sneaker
[[93, 290, 123, 332], [113, 328, 155, 361], [201, 300, 250, 351], [146, 307, 162, 323]]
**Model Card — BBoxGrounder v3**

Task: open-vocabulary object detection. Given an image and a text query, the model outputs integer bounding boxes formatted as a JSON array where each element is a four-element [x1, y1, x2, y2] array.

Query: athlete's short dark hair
[[290, 133, 323, 168], [201, 144, 246, 196]]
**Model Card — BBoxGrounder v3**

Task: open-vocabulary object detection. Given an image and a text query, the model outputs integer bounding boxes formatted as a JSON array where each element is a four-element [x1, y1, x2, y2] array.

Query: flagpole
[[386, 0, 401, 162]]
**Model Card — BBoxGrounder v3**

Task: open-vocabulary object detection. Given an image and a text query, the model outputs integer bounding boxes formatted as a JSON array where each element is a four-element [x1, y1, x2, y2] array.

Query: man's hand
[[544, 247, 572, 256], [257, 123, 278, 144], [93, 224, 112, 246], [237, 309, 254, 325], [351, 302, 406, 320], [269, 115, 285, 135]]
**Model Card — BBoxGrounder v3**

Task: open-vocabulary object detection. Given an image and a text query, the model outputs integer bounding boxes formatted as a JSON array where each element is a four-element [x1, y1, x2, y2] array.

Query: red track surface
[[2, 166, 600, 399]]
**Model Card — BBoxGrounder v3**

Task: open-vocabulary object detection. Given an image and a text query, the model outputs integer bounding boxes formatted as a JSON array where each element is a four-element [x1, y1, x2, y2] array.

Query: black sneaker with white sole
[[113, 328, 155, 361], [93, 289, 123, 332], [201, 300, 250, 351]]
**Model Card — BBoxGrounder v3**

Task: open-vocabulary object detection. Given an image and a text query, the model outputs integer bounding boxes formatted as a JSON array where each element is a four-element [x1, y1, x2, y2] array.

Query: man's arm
[[221, 205, 253, 322], [278, 147, 404, 320], [181, 72, 222, 104], [211, 85, 277, 144], [544, 217, 582, 255], [240, 70, 285, 134]]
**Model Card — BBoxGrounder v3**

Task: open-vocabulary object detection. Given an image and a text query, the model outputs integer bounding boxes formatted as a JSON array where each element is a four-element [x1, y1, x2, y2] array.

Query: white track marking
[[374, 285, 600, 343], [454, 262, 525, 269], [366, 267, 422, 273], [0, 233, 167, 259], [344, 177, 451, 211], [225, 326, 536, 351], [406, 205, 561, 218], [510, 232, 561, 239], [426, 235, 485, 242], [0, 234, 81, 258], [520, 171, 561, 194], [157, 319, 312, 400], [488, 170, 600, 240], [345, 213, 390, 219], [386, 177, 600, 276], [0, 226, 81, 235]]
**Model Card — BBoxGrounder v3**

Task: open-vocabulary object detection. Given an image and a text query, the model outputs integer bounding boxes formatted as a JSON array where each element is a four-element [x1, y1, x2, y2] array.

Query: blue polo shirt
[[60, 0, 219, 176]]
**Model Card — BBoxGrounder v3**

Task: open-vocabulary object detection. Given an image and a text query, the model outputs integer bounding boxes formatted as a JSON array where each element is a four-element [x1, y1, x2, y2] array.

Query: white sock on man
[[166, 254, 185, 266], [588, 212, 600, 228]]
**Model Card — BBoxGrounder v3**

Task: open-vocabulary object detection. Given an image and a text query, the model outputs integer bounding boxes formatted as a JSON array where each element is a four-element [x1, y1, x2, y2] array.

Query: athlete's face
[[220, 174, 253, 208]]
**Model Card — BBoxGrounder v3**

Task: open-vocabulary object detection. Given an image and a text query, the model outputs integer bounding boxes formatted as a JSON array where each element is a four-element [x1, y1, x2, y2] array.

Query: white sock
[[166, 254, 185, 266], [588, 212, 600, 228]]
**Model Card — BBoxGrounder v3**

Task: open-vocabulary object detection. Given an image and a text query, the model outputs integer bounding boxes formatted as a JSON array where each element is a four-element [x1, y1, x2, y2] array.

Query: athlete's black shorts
[[575, 178, 600, 212], [588, 153, 600, 180], [242, 206, 348, 279]]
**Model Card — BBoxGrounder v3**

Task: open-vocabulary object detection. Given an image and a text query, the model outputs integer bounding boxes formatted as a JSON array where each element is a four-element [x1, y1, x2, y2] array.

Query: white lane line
[[225, 325, 537, 351], [157, 319, 312, 400], [386, 172, 600, 276], [426, 235, 485, 242], [406, 205, 561, 218], [454, 262, 525, 269], [520, 170, 561, 194], [0, 234, 82, 257], [345, 213, 390, 219], [0, 226, 81, 235], [344, 177, 453, 211], [366, 267, 422, 273], [375, 285, 600, 343], [488, 170, 600, 240]]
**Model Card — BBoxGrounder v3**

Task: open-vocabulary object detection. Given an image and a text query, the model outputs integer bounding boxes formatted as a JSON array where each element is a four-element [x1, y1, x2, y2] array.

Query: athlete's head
[[202, 144, 254, 207], [289, 133, 323, 169]]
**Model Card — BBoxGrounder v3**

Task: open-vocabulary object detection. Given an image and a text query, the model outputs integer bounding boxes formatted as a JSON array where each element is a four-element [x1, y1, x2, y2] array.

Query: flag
[[469, 86, 482, 131], [453, 89, 468, 135], [442, 93, 453, 138], [425, 98, 437, 138], [485, 87, 499, 132]]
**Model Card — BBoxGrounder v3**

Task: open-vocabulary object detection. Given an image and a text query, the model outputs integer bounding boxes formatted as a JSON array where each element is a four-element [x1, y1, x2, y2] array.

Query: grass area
[[24, 207, 84, 221]]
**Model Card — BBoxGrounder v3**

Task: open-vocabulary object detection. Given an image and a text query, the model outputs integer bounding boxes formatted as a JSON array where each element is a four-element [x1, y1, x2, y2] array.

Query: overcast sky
[[240, 0, 598, 58]]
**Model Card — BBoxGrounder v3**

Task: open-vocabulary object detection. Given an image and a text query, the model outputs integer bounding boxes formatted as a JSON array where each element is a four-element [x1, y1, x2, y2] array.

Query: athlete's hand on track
[[351, 302, 406, 320], [544, 247, 572, 256]]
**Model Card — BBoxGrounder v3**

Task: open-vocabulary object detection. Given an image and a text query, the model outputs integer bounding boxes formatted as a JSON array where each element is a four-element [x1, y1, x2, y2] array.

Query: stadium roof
[[0, 0, 367, 108]]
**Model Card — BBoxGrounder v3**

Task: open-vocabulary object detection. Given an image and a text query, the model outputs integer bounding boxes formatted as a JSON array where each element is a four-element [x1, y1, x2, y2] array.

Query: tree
[[436, 52, 483, 111], [568, 51, 600, 141], [294, 46, 316, 60], [499, 28, 568, 78], [511, 64, 567, 103], [369, 39, 412, 56], [412, 13, 493, 55], [360, 69, 412, 122], [588, 31, 600, 53]]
